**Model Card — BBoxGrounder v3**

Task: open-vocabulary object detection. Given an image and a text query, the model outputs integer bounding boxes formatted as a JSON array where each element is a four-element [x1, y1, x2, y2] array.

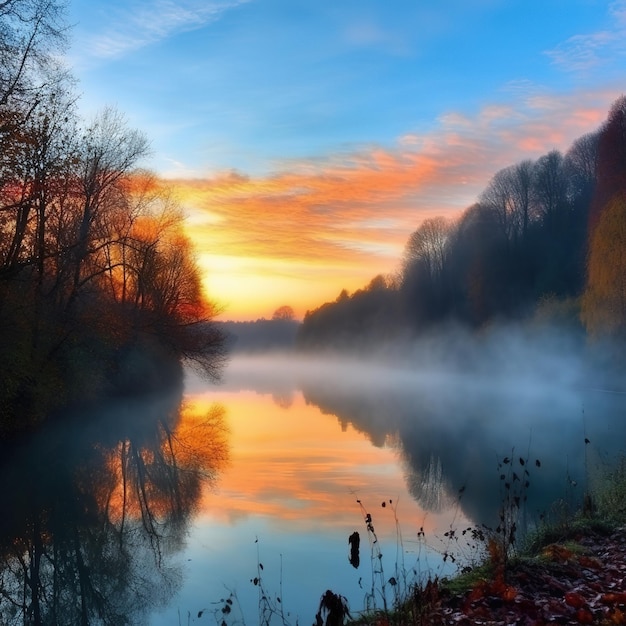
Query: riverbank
[[378, 521, 626, 625], [345, 474, 626, 625]]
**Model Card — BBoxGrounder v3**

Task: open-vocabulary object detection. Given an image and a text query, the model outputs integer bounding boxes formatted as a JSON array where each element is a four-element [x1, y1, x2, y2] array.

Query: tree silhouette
[[272, 305, 295, 321], [590, 96, 626, 232]]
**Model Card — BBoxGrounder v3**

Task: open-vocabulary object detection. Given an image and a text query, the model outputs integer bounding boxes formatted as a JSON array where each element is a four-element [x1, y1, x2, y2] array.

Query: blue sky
[[67, 0, 626, 319]]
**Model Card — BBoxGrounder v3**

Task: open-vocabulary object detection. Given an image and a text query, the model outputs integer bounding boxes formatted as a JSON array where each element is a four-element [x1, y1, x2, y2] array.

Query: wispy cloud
[[163, 87, 619, 318], [174, 87, 615, 274], [343, 18, 412, 56], [545, 0, 626, 72], [80, 0, 251, 60]]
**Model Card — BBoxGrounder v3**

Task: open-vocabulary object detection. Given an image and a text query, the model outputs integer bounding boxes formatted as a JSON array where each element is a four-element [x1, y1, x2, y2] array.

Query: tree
[[564, 130, 599, 204], [0, 85, 77, 281], [401, 217, 451, 326], [581, 98, 626, 338], [532, 150, 568, 230], [66, 107, 150, 306], [402, 216, 449, 281], [0, 0, 69, 109], [480, 160, 535, 243], [272, 305, 295, 321], [445, 203, 508, 324], [0, 2, 226, 427], [582, 194, 626, 337], [591, 96, 626, 231]]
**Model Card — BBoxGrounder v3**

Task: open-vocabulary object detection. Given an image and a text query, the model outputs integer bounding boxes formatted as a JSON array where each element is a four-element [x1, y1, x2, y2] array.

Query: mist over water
[[200, 321, 626, 532], [4, 324, 623, 625]]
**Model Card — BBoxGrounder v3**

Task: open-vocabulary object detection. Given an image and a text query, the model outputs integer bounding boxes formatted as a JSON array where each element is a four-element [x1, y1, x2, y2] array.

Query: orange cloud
[[170, 88, 620, 320]]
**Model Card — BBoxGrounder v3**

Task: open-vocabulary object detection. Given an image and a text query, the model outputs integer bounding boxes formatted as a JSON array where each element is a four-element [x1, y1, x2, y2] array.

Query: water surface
[[2, 353, 625, 625]]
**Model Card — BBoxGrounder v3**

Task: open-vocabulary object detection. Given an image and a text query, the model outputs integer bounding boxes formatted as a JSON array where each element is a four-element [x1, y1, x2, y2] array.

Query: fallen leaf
[[564, 591, 587, 609]]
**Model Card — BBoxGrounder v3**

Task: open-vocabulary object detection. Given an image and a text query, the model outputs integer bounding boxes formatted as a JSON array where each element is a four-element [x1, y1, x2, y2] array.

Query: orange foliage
[[582, 194, 626, 336]]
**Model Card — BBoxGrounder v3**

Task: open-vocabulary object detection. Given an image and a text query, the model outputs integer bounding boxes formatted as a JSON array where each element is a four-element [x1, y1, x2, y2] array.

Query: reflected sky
[[5, 352, 621, 625], [155, 374, 463, 625], [162, 353, 626, 624]]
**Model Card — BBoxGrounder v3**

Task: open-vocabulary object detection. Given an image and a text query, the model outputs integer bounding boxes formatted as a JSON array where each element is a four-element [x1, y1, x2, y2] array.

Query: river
[[1, 352, 625, 625]]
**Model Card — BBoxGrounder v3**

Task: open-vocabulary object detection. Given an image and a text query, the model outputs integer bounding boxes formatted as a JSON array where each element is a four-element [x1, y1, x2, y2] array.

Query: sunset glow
[[68, 0, 626, 319], [172, 92, 613, 319]]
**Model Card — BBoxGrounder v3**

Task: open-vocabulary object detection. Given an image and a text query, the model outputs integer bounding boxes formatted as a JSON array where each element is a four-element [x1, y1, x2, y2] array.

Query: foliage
[[0, 2, 225, 431], [297, 274, 401, 350], [297, 98, 626, 352], [590, 95, 626, 230], [582, 194, 626, 337]]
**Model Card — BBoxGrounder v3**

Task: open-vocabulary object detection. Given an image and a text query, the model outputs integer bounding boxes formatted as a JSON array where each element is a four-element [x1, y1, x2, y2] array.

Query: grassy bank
[[337, 460, 626, 626]]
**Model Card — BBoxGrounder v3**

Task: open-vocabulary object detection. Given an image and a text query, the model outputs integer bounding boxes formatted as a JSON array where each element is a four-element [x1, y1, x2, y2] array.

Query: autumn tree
[[0, 2, 226, 426], [581, 97, 626, 339], [582, 194, 626, 337], [590, 96, 626, 231], [64, 107, 150, 307]]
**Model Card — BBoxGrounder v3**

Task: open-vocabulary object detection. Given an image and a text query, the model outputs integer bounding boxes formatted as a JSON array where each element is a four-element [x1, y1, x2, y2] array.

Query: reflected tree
[[0, 390, 228, 625], [298, 362, 626, 532]]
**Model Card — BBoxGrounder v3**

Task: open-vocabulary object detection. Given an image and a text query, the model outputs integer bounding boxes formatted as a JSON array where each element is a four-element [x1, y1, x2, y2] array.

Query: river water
[[2, 352, 625, 625]]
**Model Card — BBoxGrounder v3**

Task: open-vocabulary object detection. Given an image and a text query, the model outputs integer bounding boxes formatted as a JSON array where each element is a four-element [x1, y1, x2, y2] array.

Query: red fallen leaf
[[601, 592, 626, 605], [578, 555, 603, 570], [564, 591, 587, 609], [576, 608, 594, 624], [543, 543, 575, 562], [502, 585, 518, 602]]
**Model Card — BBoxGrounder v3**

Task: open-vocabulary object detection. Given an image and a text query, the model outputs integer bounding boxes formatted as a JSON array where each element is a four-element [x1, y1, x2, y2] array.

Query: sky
[[67, 0, 626, 320]]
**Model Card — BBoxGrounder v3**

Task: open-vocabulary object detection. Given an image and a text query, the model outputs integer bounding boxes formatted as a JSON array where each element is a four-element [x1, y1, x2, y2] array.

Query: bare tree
[[532, 150, 568, 229], [67, 107, 150, 305], [402, 216, 449, 282], [480, 160, 535, 243], [0, 0, 69, 109], [401, 217, 452, 325], [564, 130, 599, 202]]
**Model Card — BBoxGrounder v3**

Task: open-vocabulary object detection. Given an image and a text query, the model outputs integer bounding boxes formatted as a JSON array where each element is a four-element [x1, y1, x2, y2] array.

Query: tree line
[[298, 96, 626, 351], [0, 0, 224, 430]]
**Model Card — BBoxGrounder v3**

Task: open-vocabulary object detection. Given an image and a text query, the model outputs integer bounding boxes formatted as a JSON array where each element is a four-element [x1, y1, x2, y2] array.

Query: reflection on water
[[298, 359, 626, 529], [173, 354, 626, 623], [0, 387, 227, 626], [3, 354, 626, 625]]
